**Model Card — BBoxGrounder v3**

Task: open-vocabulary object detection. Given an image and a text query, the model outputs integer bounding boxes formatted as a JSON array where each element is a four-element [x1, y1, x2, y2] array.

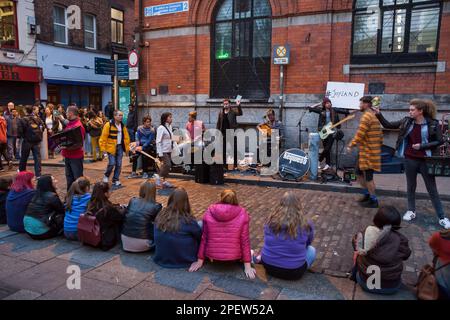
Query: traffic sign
[[95, 57, 114, 75], [273, 45, 290, 65], [128, 50, 138, 67]]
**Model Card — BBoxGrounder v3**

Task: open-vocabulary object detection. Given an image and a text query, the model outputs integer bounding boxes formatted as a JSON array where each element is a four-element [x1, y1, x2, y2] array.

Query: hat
[[322, 97, 332, 107]]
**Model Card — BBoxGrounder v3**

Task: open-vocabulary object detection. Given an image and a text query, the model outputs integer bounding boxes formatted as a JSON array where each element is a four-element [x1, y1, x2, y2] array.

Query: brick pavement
[[0, 165, 448, 300]]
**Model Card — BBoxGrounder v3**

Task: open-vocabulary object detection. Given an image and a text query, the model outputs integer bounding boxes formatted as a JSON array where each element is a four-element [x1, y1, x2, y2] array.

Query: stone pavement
[[0, 163, 448, 300]]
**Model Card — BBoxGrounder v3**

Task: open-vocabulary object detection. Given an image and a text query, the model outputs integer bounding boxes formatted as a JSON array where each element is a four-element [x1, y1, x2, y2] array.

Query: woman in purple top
[[258, 191, 316, 280]]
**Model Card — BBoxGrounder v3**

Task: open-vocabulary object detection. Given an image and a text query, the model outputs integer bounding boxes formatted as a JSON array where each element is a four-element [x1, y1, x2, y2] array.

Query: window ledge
[[344, 62, 445, 75], [0, 48, 24, 54]]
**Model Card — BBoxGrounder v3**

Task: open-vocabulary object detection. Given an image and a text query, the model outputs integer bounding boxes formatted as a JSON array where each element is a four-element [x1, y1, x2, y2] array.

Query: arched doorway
[[211, 0, 272, 99]]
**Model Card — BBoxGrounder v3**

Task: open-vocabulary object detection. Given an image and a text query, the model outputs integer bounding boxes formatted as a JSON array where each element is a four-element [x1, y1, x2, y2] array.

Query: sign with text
[[273, 45, 290, 65], [119, 87, 131, 123], [145, 1, 189, 17], [325, 81, 365, 110], [0, 64, 41, 82]]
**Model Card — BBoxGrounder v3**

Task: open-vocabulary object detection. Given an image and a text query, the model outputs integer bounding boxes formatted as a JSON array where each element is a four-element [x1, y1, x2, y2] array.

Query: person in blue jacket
[[6, 171, 35, 232], [128, 116, 156, 179], [64, 176, 91, 240]]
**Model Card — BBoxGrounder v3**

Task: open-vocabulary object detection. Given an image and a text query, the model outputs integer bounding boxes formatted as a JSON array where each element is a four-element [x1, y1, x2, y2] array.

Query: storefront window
[[352, 0, 442, 63], [111, 8, 124, 44], [0, 1, 18, 49]]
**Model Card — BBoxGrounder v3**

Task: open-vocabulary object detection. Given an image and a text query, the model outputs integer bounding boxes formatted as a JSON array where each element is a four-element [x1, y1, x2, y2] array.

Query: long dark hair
[[36, 175, 56, 195], [160, 112, 172, 125], [155, 188, 194, 233], [87, 182, 112, 212]]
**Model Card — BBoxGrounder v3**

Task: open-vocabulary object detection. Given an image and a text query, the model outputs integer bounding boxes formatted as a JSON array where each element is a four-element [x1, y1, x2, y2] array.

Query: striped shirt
[[350, 111, 383, 172]]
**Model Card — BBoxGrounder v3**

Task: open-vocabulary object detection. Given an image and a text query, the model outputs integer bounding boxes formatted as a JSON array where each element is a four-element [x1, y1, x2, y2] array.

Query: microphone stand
[[297, 111, 309, 149]]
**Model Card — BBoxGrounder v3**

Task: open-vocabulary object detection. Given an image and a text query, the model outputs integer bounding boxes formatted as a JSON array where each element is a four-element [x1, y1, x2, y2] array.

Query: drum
[[278, 148, 310, 181]]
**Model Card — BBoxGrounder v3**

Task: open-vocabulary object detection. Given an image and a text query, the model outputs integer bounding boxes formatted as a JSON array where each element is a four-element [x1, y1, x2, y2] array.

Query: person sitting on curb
[[189, 189, 256, 279], [121, 180, 162, 253], [128, 116, 156, 179], [153, 188, 202, 268], [428, 230, 450, 299], [351, 206, 411, 295], [0, 177, 12, 224], [253, 191, 316, 280], [24, 175, 65, 240], [64, 177, 91, 241], [6, 171, 35, 233]]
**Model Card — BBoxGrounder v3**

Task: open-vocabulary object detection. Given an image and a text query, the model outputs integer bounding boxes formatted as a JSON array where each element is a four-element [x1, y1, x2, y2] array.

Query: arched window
[[211, 0, 272, 99], [352, 0, 442, 64]]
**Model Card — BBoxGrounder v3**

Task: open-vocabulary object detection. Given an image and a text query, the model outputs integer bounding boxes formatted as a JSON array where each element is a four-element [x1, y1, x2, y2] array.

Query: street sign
[[95, 57, 114, 75], [273, 45, 290, 65], [128, 50, 138, 67], [117, 60, 129, 80], [129, 67, 139, 80], [145, 1, 188, 17]]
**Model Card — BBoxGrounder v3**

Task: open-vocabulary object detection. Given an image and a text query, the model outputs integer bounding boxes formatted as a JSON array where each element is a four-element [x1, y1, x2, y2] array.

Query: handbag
[[77, 208, 103, 247], [416, 256, 449, 300], [47, 211, 64, 232]]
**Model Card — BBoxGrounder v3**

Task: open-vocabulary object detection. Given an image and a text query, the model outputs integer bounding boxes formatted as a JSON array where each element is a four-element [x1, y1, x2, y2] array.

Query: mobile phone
[[236, 95, 242, 104]]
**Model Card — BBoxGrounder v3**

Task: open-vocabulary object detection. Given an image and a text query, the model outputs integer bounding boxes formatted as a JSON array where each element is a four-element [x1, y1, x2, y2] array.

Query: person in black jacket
[[86, 182, 125, 251], [309, 97, 350, 169], [0, 177, 12, 224], [121, 180, 162, 252], [24, 175, 65, 240], [374, 99, 449, 230], [18, 105, 44, 177], [126, 104, 138, 143]]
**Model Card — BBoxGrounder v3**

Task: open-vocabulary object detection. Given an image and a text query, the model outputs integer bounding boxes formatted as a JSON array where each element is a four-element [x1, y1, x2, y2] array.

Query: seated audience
[[352, 206, 411, 294], [153, 188, 202, 268], [121, 180, 162, 252], [0, 177, 12, 224], [64, 177, 91, 241], [189, 189, 256, 279], [6, 171, 35, 232], [24, 175, 65, 240]]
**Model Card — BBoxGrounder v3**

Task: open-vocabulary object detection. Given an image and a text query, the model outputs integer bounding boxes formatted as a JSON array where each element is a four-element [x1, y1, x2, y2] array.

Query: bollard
[[308, 132, 320, 181]]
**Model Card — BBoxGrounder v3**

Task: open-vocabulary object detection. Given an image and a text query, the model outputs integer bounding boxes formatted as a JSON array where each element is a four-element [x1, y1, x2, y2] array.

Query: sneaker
[[142, 173, 149, 179], [102, 176, 109, 183], [357, 194, 370, 203], [322, 164, 330, 171], [127, 172, 139, 179], [439, 218, 450, 229], [360, 199, 379, 208], [403, 211, 416, 221], [114, 181, 122, 187]]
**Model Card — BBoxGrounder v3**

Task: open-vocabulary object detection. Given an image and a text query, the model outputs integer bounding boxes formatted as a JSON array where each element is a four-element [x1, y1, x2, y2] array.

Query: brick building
[[136, 0, 450, 163], [34, 0, 135, 110]]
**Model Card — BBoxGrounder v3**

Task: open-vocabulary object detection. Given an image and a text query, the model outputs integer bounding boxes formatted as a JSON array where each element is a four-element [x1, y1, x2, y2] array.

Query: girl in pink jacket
[[189, 189, 256, 279]]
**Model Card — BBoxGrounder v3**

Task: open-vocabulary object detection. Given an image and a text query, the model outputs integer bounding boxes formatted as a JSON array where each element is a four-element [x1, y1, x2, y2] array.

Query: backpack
[[416, 256, 450, 300], [77, 208, 103, 247], [24, 116, 43, 143]]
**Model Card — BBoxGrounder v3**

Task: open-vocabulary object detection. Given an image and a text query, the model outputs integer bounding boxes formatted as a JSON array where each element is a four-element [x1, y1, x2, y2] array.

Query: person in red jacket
[[0, 114, 12, 171], [429, 230, 450, 299], [189, 189, 256, 279], [62, 106, 85, 191]]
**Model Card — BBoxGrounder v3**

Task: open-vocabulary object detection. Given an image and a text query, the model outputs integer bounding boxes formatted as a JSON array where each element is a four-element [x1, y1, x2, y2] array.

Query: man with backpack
[[18, 105, 44, 177]]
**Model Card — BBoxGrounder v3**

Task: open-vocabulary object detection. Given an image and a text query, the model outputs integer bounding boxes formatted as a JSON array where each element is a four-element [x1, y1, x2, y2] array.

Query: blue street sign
[[117, 60, 129, 80], [145, 1, 188, 17], [95, 57, 114, 75]]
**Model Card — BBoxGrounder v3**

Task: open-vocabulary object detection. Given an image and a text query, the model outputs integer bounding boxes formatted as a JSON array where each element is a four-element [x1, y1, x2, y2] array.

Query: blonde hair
[[139, 180, 156, 202], [155, 188, 194, 233], [220, 189, 239, 205], [266, 191, 311, 239], [410, 99, 437, 119]]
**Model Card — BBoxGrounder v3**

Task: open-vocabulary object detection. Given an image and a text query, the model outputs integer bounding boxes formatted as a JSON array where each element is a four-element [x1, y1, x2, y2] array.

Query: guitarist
[[309, 97, 350, 170]]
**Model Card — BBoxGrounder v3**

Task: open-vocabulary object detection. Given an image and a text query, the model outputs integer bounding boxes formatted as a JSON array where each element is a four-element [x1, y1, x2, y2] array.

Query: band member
[[309, 98, 350, 170], [347, 96, 383, 209], [129, 116, 156, 180], [374, 99, 449, 229], [257, 109, 283, 159], [186, 111, 205, 144], [216, 98, 242, 167], [155, 112, 174, 188], [100, 110, 130, 188]]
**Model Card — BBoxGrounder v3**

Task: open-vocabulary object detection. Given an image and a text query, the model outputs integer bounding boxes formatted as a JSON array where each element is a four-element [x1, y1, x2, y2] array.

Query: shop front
[[0, 64, 41, 106]]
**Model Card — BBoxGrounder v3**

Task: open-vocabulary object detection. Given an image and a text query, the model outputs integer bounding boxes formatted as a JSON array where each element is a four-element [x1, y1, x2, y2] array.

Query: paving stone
[[0, 254, 36, 280], [153, 268, 213, 293], [38, 277, 128, 300], [325, 276, 355, 301], [116, 278, 199, 300], [84, 254, 158, 288], [58, 246, 118, 267], [0, 229, 17, 240], [0, 234, 58, 257], [18, 239, 81, 264], [353, 283, 416, 300], [196, 289, 248, 300], [1, 258, 92, 294], [210, 276, 269, 300], [3, 289, 41, 300]]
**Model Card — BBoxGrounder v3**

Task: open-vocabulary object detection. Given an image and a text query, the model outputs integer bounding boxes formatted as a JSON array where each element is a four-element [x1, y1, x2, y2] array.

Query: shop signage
[[0, 64, 41, 82]]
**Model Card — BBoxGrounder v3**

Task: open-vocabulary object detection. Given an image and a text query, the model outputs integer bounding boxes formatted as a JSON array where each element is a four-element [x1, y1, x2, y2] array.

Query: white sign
[[67, 5, 81, 30], [129, 67, 139, 80], [145, 1, 189, 17], [325, 81, 365, 110], [128, 50, 138, 67]]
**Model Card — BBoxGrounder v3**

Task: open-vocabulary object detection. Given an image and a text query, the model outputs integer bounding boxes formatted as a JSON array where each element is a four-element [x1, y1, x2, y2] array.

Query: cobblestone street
[[0, 163, 448, 300]]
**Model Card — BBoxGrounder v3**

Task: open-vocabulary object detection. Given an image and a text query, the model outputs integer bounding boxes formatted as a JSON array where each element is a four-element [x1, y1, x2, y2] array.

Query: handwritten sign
[[325, 81, 365, 110]]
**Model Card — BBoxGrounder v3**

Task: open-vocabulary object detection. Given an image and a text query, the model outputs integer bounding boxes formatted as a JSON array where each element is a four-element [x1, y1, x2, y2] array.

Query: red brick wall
[[435, 9, 450, 94]]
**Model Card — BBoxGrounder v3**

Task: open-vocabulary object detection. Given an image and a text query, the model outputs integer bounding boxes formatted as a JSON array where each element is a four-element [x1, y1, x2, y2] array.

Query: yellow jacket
[[99, 120, 130, 155]]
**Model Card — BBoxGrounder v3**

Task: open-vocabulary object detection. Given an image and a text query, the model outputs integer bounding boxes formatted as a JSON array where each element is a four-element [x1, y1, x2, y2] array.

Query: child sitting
[[352, 206, 411, 294], [189, 189, 256, 279], [256, 191, 316, 280], [64, 177, 91, 241]]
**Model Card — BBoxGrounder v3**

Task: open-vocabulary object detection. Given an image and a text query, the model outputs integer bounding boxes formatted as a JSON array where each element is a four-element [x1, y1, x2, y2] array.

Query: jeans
[[105, 145, 124, 182], [7, 136, 19, 159], [64, 230, 79, 241], [404, 158, 445, 219], [65, 158, 84, 191], [19, 142, 41, 177], [356, 271, 401, 295]]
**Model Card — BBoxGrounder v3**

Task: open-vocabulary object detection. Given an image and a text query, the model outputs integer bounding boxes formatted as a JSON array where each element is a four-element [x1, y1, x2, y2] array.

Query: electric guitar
[[319, 114, 356, 140]]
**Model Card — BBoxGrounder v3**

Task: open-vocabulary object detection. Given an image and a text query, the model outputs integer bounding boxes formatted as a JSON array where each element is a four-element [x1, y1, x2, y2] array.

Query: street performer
[[257, 109, 283, 158], [309, 97, 350, 170], [347, 96, 383, 209]]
